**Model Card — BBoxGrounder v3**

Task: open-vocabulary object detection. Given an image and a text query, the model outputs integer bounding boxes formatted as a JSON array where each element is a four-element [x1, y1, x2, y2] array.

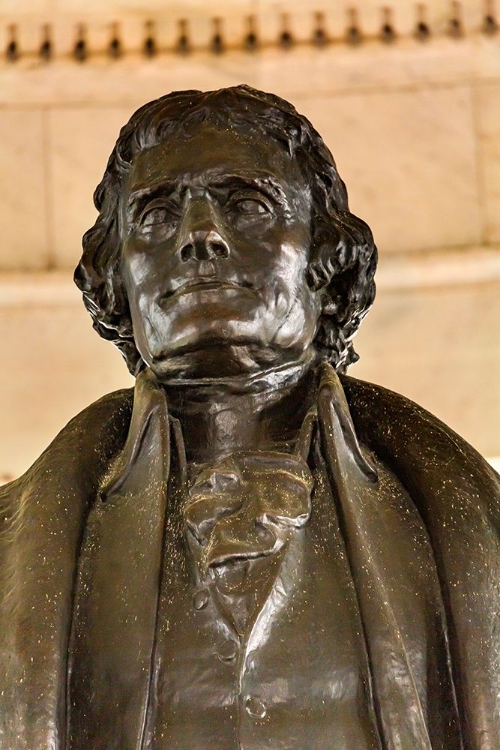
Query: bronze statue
[[1, 85, 499, 750]]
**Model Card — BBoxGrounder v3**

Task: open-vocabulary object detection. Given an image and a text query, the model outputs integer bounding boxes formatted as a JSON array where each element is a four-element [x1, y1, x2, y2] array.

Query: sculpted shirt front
[[145, 419, 443, 750]]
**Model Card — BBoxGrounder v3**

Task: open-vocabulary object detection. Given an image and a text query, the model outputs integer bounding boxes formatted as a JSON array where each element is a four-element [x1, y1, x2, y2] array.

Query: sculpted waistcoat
[[146, 434, 382, 749]]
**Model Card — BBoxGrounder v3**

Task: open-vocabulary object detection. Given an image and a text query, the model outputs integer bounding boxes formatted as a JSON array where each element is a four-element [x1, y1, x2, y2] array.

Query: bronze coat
[[1, 365, 499, 750]]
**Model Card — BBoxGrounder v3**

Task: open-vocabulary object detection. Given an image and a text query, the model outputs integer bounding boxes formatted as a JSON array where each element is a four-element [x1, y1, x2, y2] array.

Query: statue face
[[120, 122, 321, 379]]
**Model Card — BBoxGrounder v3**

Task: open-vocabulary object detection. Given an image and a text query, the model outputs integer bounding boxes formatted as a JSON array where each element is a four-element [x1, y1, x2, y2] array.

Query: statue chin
[[146, 341, 312, 383]]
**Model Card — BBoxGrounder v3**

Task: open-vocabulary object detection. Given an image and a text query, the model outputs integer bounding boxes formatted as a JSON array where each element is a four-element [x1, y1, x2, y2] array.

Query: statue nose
[[180, 227, 230, 263]]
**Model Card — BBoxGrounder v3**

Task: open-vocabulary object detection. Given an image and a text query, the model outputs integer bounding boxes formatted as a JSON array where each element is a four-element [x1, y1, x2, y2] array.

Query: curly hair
[[74, 85, 377, 376]]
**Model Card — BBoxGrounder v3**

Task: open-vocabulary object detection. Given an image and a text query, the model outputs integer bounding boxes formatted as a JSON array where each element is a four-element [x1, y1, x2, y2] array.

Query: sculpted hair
[[75, 85, 377, 375]]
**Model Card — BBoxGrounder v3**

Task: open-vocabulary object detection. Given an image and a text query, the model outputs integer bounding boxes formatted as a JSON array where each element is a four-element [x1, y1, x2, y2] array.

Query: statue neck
[[162, 353, 318, 466]]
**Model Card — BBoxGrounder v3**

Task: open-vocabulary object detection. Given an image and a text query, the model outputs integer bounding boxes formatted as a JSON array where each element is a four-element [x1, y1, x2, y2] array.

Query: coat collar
[[68, 368, 171, 750]]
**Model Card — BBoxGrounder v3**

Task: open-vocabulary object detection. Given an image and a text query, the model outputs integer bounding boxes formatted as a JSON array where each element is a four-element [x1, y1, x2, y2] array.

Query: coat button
[[217, 639, 238, 663], [193, 589, 209, 610], [244, 696, 267, 719]]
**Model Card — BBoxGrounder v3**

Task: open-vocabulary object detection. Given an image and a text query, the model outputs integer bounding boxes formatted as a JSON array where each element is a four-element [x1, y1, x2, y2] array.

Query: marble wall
[[0, 1, 499, 478]]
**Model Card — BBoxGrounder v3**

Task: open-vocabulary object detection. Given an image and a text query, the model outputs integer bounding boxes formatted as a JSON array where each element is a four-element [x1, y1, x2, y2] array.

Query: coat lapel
[[68, 369, 170, 750], [342, 373, 500, 750], [318, 363, 461, 750]]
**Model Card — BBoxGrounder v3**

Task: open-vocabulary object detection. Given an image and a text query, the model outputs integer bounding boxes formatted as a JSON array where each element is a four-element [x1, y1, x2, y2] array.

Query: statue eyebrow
[[207, 173, 288, 205], [126, 180, 177, 216], [125, 171, 288, 222]]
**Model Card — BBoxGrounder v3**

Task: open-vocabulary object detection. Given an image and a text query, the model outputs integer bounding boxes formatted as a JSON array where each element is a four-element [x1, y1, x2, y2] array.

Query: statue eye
[[140, 206, 178, 228], [231, 197, 270, 215]]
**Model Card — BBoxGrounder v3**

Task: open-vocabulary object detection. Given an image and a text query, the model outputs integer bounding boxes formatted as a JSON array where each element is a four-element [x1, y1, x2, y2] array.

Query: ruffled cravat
[[183, 449, 314, 634]]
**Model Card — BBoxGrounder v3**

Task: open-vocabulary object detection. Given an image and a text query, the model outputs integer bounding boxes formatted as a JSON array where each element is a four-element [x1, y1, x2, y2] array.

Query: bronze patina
[[1, 86, 499, 750]]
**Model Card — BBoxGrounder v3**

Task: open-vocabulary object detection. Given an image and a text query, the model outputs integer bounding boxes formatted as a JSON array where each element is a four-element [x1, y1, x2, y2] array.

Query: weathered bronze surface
[[1, 86, 499, 750]]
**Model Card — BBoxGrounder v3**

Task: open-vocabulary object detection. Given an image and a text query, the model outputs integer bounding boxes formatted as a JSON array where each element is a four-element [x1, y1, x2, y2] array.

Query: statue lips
[[162, 278, 254, 303]]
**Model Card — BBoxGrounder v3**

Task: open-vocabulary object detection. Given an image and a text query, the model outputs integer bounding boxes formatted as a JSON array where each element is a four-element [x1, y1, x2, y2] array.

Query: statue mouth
[[181, 281, 240, 295], [163, 278, 254, 300]]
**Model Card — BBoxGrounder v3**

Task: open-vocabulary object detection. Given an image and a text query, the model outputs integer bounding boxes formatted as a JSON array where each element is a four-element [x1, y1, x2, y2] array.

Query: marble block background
[[0, 0, 499, 478]]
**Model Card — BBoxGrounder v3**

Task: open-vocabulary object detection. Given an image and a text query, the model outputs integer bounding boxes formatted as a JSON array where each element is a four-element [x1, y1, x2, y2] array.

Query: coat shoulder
[[340, 373, 500, 506], [0, 387, 135, 506]]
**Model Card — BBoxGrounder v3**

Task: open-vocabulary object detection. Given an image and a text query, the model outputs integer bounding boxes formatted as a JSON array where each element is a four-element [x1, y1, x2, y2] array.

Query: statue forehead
[[125, 122, 306, 195]]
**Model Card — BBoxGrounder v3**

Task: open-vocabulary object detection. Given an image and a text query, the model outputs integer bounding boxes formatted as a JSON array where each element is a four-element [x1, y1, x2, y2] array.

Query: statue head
[[75, 85, 377, 378]]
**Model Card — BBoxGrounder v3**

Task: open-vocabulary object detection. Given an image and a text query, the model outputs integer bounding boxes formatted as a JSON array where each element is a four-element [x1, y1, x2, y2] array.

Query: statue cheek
[[268, 290, 319, 350]]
